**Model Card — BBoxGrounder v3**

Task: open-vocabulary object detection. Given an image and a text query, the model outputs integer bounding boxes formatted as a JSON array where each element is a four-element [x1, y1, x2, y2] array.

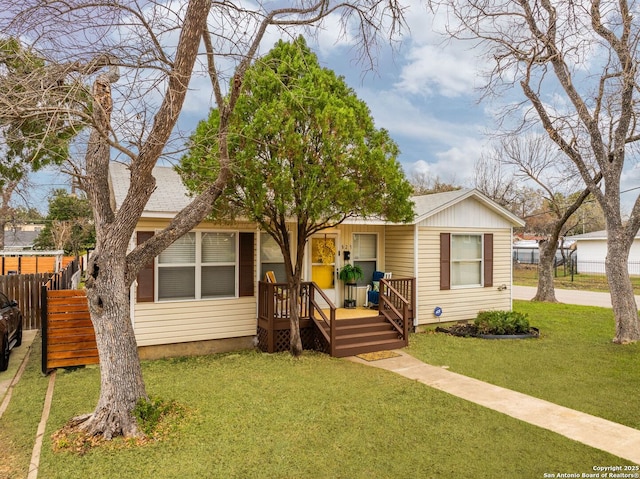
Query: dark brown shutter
[[484, 233, 493, 288], [136, 231, 155, 302], [440, 233, 450, 290], [239, 232, 255, 297]]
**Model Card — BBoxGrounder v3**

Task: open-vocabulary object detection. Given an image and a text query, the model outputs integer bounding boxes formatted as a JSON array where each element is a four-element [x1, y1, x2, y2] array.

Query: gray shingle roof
[[108, 163, 524, 226], [109, 162, 191, 216], [3, 230, 38, 249]]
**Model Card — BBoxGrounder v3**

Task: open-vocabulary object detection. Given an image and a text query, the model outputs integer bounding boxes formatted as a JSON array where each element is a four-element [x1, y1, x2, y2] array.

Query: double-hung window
[[450, 234, 482, 287], [201, 232, 236, 298], [157, 231, 237, 301], [352, 233, 377, 286]]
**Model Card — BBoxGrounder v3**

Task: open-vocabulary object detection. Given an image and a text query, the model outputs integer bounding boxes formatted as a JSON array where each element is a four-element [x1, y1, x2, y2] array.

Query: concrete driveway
[[0, 329, 38, 407]]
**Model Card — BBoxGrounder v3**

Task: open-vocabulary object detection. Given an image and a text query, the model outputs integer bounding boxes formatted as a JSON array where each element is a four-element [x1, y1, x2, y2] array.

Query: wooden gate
[[41, 289, 98, 373]]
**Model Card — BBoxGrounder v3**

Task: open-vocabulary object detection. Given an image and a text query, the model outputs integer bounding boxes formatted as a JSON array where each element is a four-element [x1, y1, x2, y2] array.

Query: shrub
[[133, 397, 178, 436], [474, 310, 530, 335]]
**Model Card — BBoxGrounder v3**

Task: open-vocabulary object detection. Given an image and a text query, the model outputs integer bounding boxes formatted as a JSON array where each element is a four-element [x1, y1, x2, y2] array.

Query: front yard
[[1, 300, 638, 478], [410, 301, 640, 430]]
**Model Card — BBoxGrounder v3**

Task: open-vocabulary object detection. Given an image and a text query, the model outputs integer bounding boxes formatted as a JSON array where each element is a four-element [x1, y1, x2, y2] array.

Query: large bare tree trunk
[[606, 227, 640, 344], [73, 0, 212, 439], [533, 238, 558, 302], [79, 252, 147, 438]]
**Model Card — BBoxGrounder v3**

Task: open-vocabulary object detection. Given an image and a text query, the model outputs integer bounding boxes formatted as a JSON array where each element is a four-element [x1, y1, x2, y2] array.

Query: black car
[[0, 291, 23, 371]]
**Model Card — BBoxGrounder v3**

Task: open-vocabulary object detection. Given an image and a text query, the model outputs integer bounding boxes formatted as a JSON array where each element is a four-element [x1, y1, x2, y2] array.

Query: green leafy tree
[[180, 37, 414, 356], [35, 189, 94, 256], [0, 37, 82, 249]]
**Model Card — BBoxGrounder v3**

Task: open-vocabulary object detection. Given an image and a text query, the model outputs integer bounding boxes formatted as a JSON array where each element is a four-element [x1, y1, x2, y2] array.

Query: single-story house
[[109, 163, 525, 358], [569, 230, 640, 275], [512, 238, 575, 265], [2, 229, 39, 250]]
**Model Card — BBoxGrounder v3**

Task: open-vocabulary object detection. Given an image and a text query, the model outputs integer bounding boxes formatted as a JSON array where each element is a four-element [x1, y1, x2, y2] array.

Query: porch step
[[320, 315, 407, 358], [333, 338, 407, 358], [335, 321, 393, 336], [334, 329, 400, 346]]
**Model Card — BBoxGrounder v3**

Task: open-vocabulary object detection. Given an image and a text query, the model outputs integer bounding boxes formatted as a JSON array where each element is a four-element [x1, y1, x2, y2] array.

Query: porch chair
[[365, 271, 392, 308], [265, 270, 289, 317]]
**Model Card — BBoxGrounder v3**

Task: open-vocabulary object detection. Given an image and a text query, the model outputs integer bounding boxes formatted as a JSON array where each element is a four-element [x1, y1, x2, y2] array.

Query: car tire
[[0, 334, 9, 372], [15, 318, 22, 348]]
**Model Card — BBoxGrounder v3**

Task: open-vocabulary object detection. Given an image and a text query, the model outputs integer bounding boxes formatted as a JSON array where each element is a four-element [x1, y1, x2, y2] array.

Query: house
[[569, 230, 640, 275], [109, 163, 524, 359], [512, 238, 575, 265]]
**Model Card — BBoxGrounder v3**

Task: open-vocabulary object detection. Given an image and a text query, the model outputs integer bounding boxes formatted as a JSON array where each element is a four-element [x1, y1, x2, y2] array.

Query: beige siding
[[384, 225, 416, 277], [134, 219, 259, 346], [134, 297, 257, 346], [419, 197, 513, 229], [336, 224, 386, 262], [417, 226, 513, 325]]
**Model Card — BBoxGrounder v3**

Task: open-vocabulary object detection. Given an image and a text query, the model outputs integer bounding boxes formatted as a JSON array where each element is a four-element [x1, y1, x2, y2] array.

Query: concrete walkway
[[349, 351, 640, 464]]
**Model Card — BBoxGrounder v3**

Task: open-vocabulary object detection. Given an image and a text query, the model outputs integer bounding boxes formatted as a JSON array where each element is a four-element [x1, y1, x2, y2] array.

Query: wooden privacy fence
[[0, 254, 75, 275], [41, 259, 98, 373], [0, 273, 50, 330]]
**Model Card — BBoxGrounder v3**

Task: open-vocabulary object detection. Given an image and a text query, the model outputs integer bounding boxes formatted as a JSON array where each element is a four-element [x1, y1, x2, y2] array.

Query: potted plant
[[338, 263, 363, 308]]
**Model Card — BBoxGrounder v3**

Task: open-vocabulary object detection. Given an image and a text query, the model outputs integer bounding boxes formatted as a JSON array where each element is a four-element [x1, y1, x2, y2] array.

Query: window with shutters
[[156, 231, 242, 301], [450, 234, 483, 287], [352, 233, 377, 286], [440, 233, 493, 290]]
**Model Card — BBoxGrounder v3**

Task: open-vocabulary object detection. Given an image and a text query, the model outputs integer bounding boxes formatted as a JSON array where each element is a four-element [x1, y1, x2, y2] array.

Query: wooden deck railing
[[385, 277, 416, 321], [307, 282, 337, 356], [257, 281, 320, 353], [258, 277, 415, 355], [379, 279, 410, 346]]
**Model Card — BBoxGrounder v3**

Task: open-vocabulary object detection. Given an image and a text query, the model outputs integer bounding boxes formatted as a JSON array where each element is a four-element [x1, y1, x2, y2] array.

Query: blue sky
[[23, 1, 640, 216], [30, 7, 491, 212]]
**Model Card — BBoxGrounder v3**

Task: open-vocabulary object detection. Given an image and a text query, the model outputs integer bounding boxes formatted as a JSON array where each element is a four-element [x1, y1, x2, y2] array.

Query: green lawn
[[513, 264, 640, 293], [408, 300, 640, 429], [1, 305, 637, 478]]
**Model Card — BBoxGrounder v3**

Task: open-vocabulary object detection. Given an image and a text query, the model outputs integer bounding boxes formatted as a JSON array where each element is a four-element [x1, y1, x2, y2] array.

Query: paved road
[[512, 285, 631, 308]]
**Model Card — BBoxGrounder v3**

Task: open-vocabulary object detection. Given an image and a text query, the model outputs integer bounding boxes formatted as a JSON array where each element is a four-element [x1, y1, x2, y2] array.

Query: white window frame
[[156, 230, 239, 302], [352, 233, 378, 286], [450, 233, 483, 288]]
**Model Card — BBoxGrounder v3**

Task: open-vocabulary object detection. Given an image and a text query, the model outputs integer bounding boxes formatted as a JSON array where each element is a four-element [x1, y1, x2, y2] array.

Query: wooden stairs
[[317, 315, 407, 358]]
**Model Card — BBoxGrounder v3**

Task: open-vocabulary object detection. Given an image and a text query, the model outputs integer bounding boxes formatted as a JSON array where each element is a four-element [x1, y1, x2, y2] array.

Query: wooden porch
[[257, 278, 415, 358]]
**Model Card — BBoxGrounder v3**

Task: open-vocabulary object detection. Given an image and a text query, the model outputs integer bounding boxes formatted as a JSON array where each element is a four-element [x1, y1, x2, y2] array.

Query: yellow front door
[[311, 235, 337, 305]]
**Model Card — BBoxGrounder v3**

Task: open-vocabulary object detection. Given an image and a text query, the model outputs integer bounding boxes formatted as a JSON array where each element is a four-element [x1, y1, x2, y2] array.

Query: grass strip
[[0, 333, 50, 479]]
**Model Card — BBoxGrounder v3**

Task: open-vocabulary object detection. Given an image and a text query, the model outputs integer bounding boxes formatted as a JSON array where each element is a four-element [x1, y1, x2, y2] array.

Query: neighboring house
[[109, 163, 524, 358], [570, 230, 640, 275], [3, 229, 39, 250], [512, 238, 575, 265]]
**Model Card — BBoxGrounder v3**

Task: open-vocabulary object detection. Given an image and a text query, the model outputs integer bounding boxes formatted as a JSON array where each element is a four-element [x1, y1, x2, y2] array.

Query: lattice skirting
[[257, 325, 320, 353]]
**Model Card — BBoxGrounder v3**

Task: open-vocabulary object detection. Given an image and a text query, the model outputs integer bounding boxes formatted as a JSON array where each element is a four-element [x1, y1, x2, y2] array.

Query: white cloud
[[405, 137, 484, 188], [394, 43, 480, 98]]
